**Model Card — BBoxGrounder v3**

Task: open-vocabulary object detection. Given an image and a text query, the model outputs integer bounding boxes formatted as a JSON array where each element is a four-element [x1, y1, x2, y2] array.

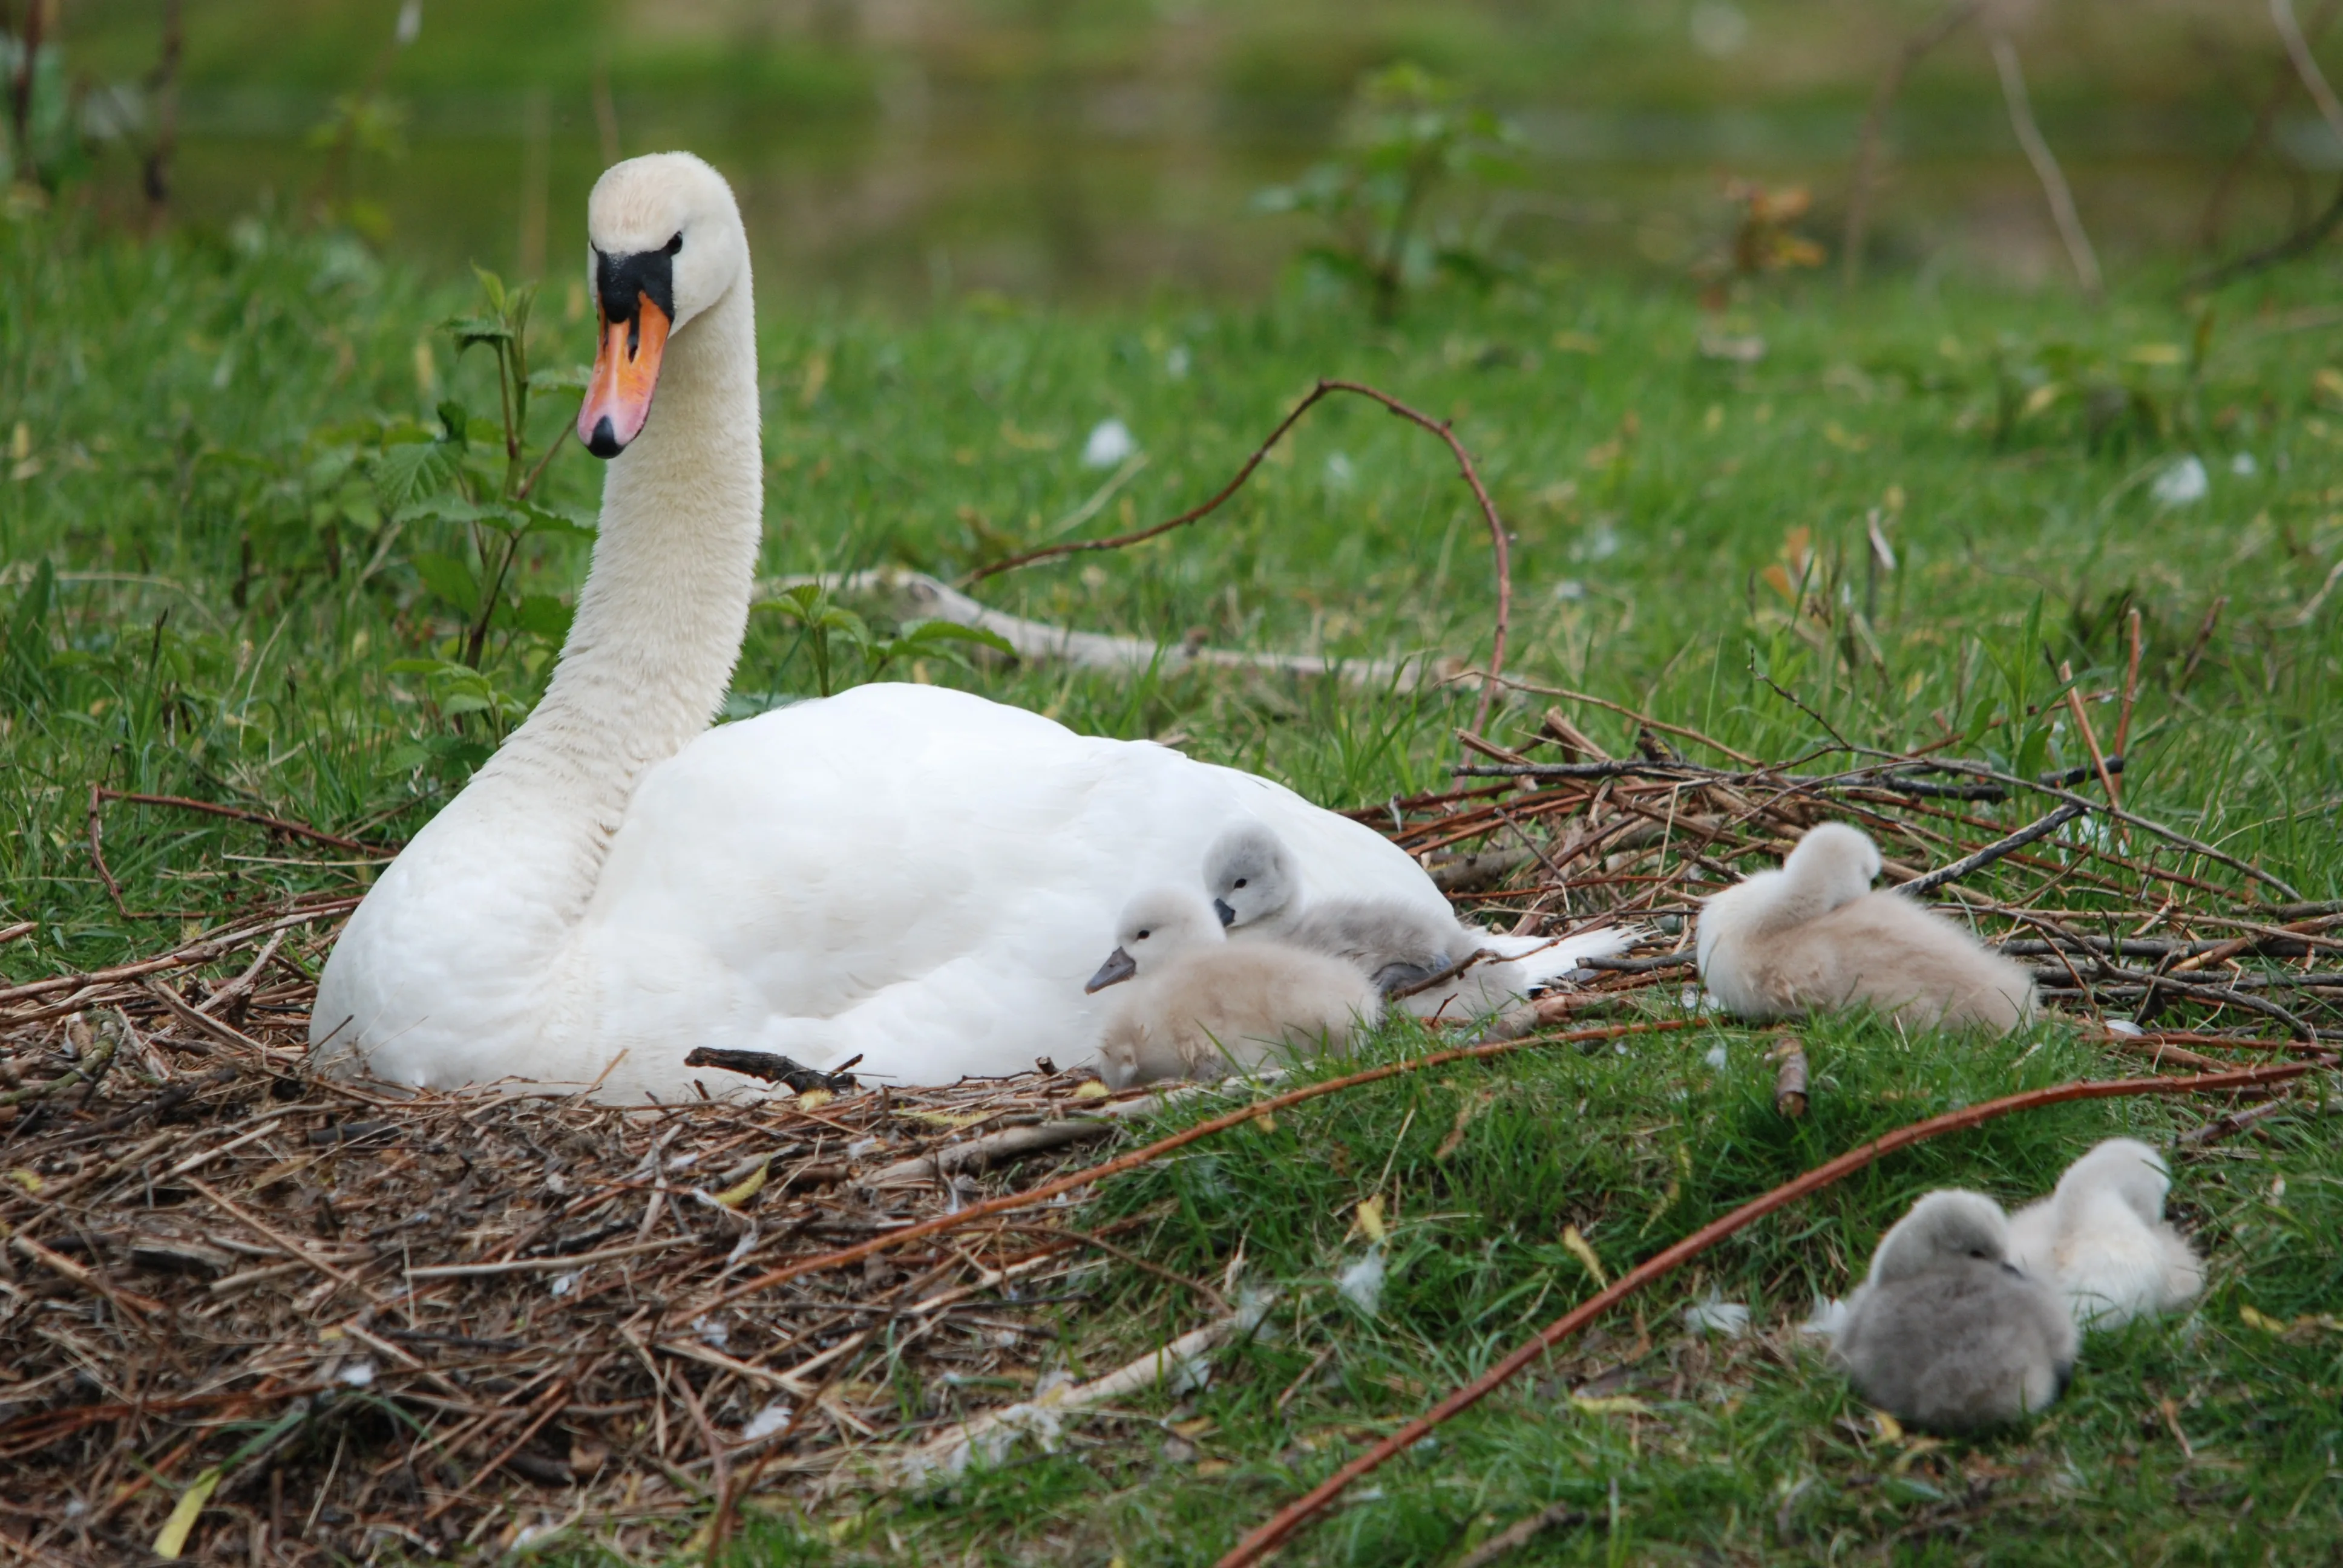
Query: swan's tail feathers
[[1473, 923, 1641, 987]]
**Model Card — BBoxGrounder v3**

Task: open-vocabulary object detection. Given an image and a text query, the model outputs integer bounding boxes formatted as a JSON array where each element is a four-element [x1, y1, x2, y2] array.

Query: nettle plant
[[756, 582, 1013, 700], [1253, 63, 1523, 323], [363, 268, 592, 756]]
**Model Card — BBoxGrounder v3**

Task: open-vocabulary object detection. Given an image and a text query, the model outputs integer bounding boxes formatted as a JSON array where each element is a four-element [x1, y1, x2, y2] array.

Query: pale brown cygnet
[[2007, 1137, 2203, 1330], [1083, 888, 1380, 1088], [1833, 1189, 2077, 1433], [1696, 822, 2036, 1033]]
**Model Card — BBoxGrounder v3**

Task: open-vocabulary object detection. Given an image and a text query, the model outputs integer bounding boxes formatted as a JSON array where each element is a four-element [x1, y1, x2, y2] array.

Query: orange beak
[[577, 292, 672, 457]]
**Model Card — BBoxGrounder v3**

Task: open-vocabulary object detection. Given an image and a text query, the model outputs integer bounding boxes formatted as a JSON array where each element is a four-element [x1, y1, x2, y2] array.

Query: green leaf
[[371, 440, 465, 516], [444, 315, 510, 352], [519, 501, 596, 539], [526, 364, 592, 393], [412, 551, 478, 609], [899, 621, 1016, 658], [436, 400, 474, 445], [470, 264, 508, 313], [393, 495, 507, 528], [514, 594, 574, 641]]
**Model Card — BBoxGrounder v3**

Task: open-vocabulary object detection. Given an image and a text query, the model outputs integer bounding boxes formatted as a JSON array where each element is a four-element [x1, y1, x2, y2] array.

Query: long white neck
[[454, 271, 763, 918]]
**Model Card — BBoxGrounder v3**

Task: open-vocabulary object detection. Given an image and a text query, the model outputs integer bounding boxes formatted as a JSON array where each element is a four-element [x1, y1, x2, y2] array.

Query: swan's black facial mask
[[577, 237, 682, 459]]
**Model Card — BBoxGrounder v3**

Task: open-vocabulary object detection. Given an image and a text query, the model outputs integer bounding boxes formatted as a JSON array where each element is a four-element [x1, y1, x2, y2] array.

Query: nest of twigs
[[4, 704, 2336, 1565]]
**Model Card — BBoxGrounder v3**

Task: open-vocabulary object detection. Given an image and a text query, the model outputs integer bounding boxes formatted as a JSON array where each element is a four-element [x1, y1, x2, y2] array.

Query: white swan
[[1204, 823, 1630, 1016], [1832, 1189, 2076, 1433], [311, 152, 1470, 1098], [1696, 822, 2036, 1033], [2005, 1138, 2203, 1330], [1084, 888, 1379, 1088]]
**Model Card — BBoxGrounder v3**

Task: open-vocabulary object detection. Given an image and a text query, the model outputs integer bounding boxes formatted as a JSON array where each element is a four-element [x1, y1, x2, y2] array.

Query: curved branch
[[1219, 1059, 2316, 1567], [968, 379, 1513, 732]]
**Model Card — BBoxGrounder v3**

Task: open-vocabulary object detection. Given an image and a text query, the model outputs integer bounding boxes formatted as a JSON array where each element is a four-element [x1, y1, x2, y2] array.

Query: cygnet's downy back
[[1207, 824, 1459, 989], [2006, 1137, 2202, 1330], [1204, 823, 1631, 1010], [1834, 1189, 2076, 1434], [1084, 886, 1379, 1088], [1697, 822, 2036, 1033]]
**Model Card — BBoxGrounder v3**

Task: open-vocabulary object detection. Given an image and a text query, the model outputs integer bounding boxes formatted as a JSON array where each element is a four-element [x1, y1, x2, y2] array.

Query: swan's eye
[[664, 232, 684, 255], [1233, 878, 1247, 889], [1136, 929, 1150, 940]]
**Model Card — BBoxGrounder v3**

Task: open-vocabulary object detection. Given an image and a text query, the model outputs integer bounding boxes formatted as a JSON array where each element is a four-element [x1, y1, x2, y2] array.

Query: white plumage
[[1696, 822, 2036, 1033], [1203, 822, 1630, 1016], [309, 154, 1476, 1097], [1833, 1189, 2077, 1433], [2006, 1138, 2203, 1330], [1086, 889, 1379, 1088]]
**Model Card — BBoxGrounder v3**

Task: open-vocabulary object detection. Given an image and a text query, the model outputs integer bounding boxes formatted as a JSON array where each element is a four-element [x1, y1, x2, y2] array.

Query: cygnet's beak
[[1084, 947, 1138, 993], [1211, 898, 1236, 928]]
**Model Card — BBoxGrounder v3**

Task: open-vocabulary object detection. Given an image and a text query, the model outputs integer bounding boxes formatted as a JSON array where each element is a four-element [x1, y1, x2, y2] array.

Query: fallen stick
[[0, 900, 360, 1009], [1453, 1502, 1591, 1568], [1901, 802, 2085, 897], [683, 1046, 859, 1094], [765, 569, 1430, 688], [96, 788, 395, 857], [1841, 0, 1981, 288], [859, 1116, 1119, 1189], [1990, 31, 2101, 298], [1771, 1036, 1809, 1117], [1216, 1060, 2316, 1568], [689, 1019, 1693, 1318], [885, 1294, 1275, 1483]]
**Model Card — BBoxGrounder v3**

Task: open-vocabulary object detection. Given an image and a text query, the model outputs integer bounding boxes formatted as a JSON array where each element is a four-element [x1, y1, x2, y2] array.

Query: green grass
[[4, 206, 2341, 1563]]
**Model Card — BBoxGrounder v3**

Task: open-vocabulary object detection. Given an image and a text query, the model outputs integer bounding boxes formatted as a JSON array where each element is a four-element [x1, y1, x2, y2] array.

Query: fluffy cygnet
[[1696, 822, 2036, 1033], [2007, 1137, 2203, 1330], [1209, 824, 1466, 988], [1833, 1189, 2077, 1434], [1084, 888, 1380, 1088], [1205, 824, 1627, 1011]]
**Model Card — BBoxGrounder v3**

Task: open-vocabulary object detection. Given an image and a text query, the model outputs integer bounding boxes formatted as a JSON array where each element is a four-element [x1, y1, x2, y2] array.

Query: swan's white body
[[312, 154, 1461, 1098], [2006, 1138, 2202, 1330]]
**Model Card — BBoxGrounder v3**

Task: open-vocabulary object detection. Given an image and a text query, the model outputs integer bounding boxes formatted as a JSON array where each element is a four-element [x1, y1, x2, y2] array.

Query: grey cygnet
[[1696, 822, 2036, 1033], [1206, 823, 1477, 993], [1833, 1189, 2077, 1434]]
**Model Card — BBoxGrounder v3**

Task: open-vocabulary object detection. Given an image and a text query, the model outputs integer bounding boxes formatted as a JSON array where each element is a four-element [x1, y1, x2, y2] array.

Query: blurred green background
[[33, 0, 2333, 304]]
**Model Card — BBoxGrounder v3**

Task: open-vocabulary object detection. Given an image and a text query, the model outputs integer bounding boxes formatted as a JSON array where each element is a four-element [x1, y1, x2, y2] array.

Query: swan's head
[[2055, 1137, 2170, 1225], [577, 151, 749, 459], [1204, 823, 1295, 931], [1782, 822, 1881, 909], [1085, 888, 1225, 993], [1868, 1189, 2008, 1285]]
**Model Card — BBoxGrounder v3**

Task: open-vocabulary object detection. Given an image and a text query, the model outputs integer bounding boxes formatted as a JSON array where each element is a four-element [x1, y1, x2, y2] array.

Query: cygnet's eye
[[1135, 929, 1151, 941], [1233, 878, 1248, 889], [664, 232, 684, 255]]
